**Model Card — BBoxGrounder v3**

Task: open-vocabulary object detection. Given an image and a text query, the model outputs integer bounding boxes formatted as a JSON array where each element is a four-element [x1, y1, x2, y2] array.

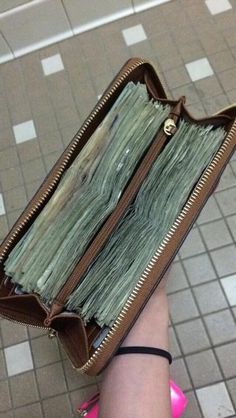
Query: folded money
[[66, 120, 225, 327]]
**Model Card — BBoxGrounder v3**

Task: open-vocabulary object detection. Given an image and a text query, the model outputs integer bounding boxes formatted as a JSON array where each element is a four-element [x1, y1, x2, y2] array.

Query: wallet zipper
[[77, 117, 236, 374], [0, 313, 49, 330]]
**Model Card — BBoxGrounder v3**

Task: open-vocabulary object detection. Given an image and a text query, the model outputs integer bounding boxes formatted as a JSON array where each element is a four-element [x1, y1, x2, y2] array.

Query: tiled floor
[[0, 0, 236, 417]]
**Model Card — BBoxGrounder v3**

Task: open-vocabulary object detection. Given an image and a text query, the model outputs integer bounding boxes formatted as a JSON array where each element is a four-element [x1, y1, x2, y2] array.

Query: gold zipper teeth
[[79, 119, 236, 373], [0, 313, 48, 330], [0, 58, 145, 263]]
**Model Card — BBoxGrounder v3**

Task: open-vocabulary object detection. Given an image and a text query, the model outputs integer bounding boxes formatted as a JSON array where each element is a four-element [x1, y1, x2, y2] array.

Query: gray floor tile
[[38, 131, 63, 155], [186, 349, 222, 387], [166, 262, 189, 294], [0, 380, 11, 412], [17, 140, 42, 163], [0, 412, 14, 418], [0, 320, 28, 347], [202, 93, 229, 116], [0, 147, 19, 171], [176, 319, 210, 354], [197, 195, 222, 224], [31, 335, 60, 368], [215, 342, 236, 379], [44, 150, 64, 173], [215, 188, 236, 216], [183, 253, 216, 285], [0, 167, 24, 192], [28, 327, 47, 339], [164, 66, 190, 89], [216, 164, 236, 192], [21, 158, 46, 183], [194, 76, 223, 100], [179, 228, 205, 259], [209, 50, 236, 74], [36, 363, 67, 398], [14, 403, 43, 418], [204, 309, 236, 345], [9, 371, 39, 408], [0, 349, 7, 379], [168, 289, 199, 324], [3, 186, 27, 213], [200, 219, 233, 250], [43, 394, 72, 418], [210, 245, 236, 277], [193, 281, 228, 314], [63, 359, 97, 391]]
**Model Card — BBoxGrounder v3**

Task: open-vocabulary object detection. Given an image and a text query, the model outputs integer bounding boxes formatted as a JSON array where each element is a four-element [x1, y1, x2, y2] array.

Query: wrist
[[121, 289, 169, 349]]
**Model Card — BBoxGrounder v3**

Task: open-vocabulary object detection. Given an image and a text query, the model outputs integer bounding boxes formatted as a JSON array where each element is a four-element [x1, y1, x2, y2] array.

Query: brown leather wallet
[[0, 58, 236, 376]]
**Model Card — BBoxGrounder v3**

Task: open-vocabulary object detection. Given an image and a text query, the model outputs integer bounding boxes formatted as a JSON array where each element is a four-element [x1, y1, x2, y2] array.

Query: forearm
[[99, 289, 171, 418]]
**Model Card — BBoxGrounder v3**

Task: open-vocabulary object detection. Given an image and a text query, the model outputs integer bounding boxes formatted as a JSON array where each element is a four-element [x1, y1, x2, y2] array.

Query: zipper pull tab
[[48, 328, 57, 339], [77, 409, 88, 416], [77, 392, 100, 416], [163, 96, 186, 136], [164, 118, 177, 136]]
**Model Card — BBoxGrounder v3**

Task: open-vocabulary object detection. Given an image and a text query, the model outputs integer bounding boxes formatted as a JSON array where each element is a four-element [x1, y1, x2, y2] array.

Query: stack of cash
[[4, 82, 170, 301], [66, 120, 226, 327]]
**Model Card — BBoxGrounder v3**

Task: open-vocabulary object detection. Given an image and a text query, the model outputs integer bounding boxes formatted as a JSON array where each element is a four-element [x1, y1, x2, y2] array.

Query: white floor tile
[[13, 120, 37, 144], [197, 382, 235, 418], [41, 53, 64, 76], [185, 58, 214, 82], [205, 0, 232, 15], [4, 341, 34, 376], [221, 275, 236, 306], [0, 193, 6, 216], [122, 24, 147, 46]]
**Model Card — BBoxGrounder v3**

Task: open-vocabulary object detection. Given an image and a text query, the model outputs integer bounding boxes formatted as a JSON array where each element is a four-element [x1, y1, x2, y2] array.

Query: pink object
[[77, 380, 188, 417], [170, 380, 188, 418]]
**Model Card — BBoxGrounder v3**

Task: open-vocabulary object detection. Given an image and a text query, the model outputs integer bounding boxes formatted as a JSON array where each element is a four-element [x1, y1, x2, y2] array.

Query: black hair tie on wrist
[[115, 346, 172, 364]]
